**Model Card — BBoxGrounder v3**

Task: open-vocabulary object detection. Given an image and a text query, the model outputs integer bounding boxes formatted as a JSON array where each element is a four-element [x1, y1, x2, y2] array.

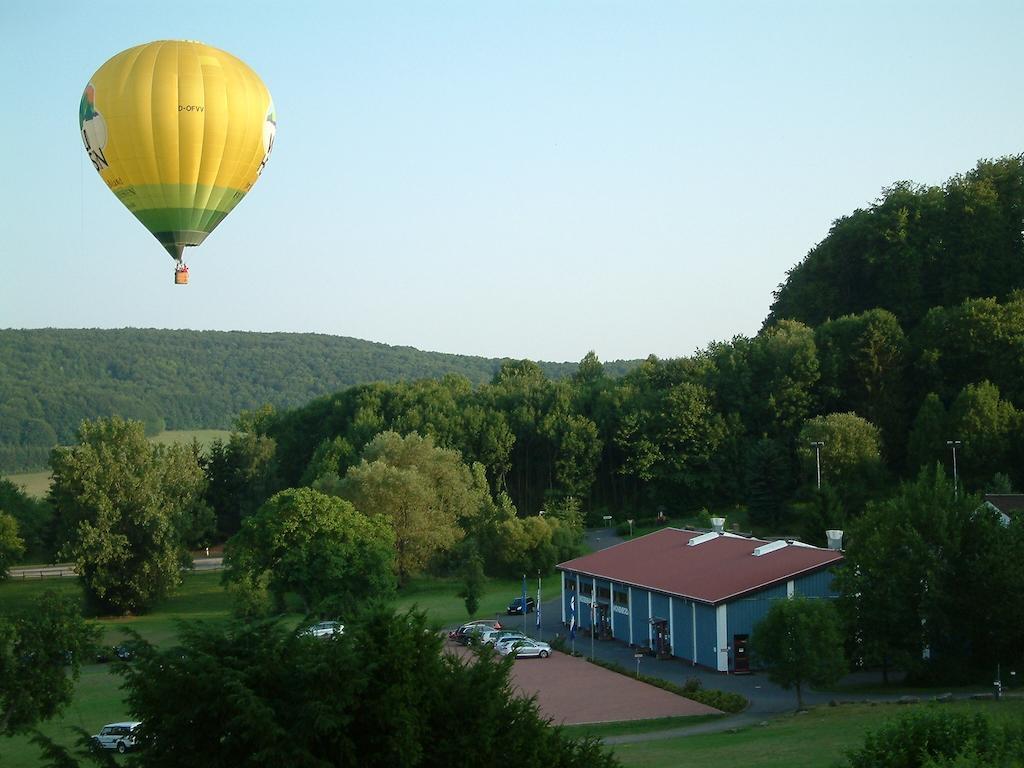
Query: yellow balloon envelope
[[80, 40, 276, 279]]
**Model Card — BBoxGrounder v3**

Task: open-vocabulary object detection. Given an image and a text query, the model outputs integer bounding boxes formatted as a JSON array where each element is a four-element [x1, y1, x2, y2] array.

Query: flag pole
[[536, 570, 542, 640]]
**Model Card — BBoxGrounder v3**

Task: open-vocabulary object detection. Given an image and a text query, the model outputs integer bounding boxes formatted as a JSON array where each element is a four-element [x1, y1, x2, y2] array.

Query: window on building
[[597, 587, 611, 600], [580, 582, 593, 597], [614, 591, 628, 606], [566, 580, 576, 591]]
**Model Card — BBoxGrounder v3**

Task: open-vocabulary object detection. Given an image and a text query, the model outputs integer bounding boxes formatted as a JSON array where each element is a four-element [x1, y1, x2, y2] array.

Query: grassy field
[[4, 572, 1019, 768], [0, 571, 558, 767], [2, 429, 232, 499], [608, 700, 1024, 768]]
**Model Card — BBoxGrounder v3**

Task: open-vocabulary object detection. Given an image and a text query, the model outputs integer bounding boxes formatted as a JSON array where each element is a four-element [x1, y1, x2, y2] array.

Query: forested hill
[[768, 155, 1024, 329], [0, 328, 632, 471]]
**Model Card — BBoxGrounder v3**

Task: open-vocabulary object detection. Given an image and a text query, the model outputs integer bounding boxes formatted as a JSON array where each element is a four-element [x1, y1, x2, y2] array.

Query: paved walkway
[[446, 640, 720, 725]]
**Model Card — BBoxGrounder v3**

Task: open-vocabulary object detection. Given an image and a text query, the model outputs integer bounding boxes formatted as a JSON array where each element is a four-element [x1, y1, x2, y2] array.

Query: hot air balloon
[[80, 40, 276, 284]]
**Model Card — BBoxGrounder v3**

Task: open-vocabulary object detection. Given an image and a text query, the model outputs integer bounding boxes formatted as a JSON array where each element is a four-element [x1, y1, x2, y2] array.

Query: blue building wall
[[612, 585, 630, 643], [794, 569, 837, 598], [694, 602, 717, 668], [670, 597, 695, 662], [726, 582, 788, 639], [650, 593, 670, 624], [631, 588, 650, 646], [559, 565, 839, 670]]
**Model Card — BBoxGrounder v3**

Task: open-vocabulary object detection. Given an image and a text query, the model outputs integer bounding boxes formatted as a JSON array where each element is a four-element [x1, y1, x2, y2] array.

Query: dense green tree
[[834, 466, 1019, 682], [0, 512, 24, 578], [906, 393, 948, 474], [224, 488, 396, 615], [746, 437, 790, 530], [50, 417, 205, 614], [0, 480, 53, 560], [815, 310, 908, 465], [770, 156, 1024, 329], [117, 608, 620, 768], [798, 413, 885, 514], [203, 430, 280, 538], [0, 591, 100, 735], [336, 432, 489, 583], [458, 549, 486, 617], [948, 381, 1021, 492], [750, 597, 846, 709], [797, 484, 845, 547]]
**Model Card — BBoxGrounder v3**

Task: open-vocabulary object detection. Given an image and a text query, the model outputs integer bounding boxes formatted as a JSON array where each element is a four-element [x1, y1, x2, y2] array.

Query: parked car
[[93, 722, 141, 753], [498, 639, 552, 659], [506, 597, 536, 615], [447, 619, 501, 639], [455, 625, 494, 646], [299, 621, 344, 638], [95, 642, 140, 663], [492, 633, 532, 653], [482, 630, 528, 647]]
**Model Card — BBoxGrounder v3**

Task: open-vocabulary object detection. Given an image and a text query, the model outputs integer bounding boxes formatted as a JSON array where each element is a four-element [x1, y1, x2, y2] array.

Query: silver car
[[93, 721, 141, 753], [300, 621, 344, 638], [498, 639, 552, 659], [483, 630, 528, 647]]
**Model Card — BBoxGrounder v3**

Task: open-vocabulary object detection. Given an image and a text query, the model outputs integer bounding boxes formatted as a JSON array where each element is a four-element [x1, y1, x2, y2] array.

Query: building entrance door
[[733, 634, 750, 673], [650, 618, 671, 658]]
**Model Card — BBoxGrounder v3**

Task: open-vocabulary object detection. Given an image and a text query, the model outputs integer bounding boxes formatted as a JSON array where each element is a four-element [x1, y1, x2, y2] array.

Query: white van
[[93, 721, 141, 753]]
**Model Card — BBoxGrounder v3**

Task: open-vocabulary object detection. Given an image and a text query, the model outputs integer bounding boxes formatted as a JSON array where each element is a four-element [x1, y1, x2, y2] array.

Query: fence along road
[[8, 557, 224, 580]]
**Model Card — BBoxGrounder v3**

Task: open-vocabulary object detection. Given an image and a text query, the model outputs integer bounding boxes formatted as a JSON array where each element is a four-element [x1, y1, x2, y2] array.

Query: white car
[[498, 639, 552, 659], [300, 620, 344, 638], [483, 630, 528, 647], [93, 721, 141, 753]]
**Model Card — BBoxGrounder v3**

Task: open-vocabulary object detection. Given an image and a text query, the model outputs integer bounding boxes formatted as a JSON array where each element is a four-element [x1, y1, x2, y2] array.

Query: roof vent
[[752, 540, 789, 557], [687, 531, 720, 547], [826, 530, 844, 551], [710, 517, 725, 532]]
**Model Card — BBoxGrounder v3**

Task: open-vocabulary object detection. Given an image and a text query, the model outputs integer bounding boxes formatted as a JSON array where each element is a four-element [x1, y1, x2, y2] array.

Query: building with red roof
[[557, 526, 843, 672]]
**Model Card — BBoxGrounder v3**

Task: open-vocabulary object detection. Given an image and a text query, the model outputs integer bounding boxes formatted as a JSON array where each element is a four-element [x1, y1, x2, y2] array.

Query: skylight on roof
[[687, 531, 720, 547], [752, 540, 789, 557]]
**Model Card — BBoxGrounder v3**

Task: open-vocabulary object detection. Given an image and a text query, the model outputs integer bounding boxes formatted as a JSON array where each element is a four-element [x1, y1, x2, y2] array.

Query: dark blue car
[[506, 597, 536, 615]]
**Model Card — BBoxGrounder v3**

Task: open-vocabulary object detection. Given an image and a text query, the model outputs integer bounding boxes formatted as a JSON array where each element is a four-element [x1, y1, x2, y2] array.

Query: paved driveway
[[445, 640, 720, 725]]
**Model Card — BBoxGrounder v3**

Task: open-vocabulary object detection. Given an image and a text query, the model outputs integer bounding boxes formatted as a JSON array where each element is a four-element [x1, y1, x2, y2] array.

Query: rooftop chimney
[[826, 530, 844, 551], [710, 517, 725, 533]]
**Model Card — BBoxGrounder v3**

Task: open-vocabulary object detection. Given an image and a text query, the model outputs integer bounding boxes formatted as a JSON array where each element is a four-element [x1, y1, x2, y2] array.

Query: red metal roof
[[557, 528, 843, 604]]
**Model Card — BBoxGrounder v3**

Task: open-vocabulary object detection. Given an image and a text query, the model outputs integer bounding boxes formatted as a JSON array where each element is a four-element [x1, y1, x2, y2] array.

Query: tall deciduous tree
[[834, 465, 1018, 682], [0, 512, 24, 578], [337, 432, 488, 583], [0, 591, 100, 735], [750, 597, 846, 709], [798, 412, 885, 515], [224, 487, 396, 615], [50, 417, 205, 614]]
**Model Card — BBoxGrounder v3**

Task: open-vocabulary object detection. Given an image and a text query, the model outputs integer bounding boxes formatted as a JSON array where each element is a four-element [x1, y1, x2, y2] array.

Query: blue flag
[[522, 574, 527, 622], [536, 574, 542, 629]]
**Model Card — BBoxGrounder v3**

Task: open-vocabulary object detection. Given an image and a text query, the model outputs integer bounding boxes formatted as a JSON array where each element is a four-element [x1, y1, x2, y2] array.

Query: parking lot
[[444, 640, 721, 725]]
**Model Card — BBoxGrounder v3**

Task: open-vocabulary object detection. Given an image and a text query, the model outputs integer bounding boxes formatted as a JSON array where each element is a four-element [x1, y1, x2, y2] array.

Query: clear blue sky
[[2, 1, 1022, 362]]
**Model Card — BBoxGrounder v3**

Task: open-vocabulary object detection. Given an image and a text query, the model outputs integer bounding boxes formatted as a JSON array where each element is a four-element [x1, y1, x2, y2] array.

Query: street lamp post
[[809, 441, 824, 489], [627, 518, 634, 538], [947, 440, 962, 498]]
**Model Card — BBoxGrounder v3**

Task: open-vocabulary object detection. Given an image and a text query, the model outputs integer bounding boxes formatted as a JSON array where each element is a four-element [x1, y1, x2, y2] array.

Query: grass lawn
[[609, 700, 1024, 768], [395, 573, 559, 629], [0, 572, 234, 768], [566, 714, 726, 739], [2, 429, 232, 499], [0, 570, 555, 767]]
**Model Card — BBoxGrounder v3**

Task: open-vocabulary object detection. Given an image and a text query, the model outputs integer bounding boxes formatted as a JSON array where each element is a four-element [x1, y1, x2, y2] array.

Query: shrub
[[584, 656, 747, 714], [844, 708, 1024, 768]]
